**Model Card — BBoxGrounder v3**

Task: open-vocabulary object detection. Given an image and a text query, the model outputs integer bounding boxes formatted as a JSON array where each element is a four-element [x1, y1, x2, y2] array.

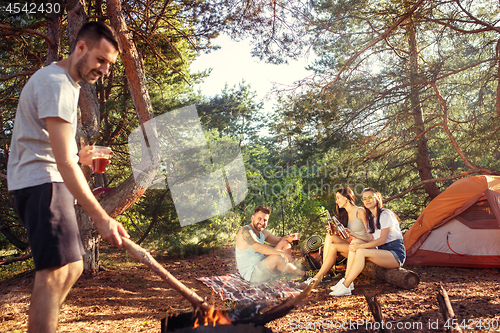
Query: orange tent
[[404, 175, 500, 268]]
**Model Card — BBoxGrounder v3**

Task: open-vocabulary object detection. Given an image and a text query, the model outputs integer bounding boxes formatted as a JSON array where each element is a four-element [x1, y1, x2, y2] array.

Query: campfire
[[161, 303, 274, 332], [121, 237, 318, 333], [159, 284, 318, 332], [192, 305, 231, 328]]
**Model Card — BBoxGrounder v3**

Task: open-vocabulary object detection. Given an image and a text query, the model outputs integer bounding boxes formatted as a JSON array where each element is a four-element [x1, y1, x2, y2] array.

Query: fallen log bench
[[361, 262, 420, 289]]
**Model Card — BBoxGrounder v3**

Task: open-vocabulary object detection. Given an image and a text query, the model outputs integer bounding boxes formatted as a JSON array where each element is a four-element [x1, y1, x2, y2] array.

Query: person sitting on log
[[235, 205, 306, 284], [304, 187, 372, 285], [330, 187, 406, 296]]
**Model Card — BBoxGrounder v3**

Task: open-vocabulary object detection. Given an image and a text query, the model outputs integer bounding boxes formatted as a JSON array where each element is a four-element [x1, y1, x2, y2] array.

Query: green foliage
[[118, 189, 242, 258], [264, 0, 500, 225], [3, 0, 500, 257], [0, 248, 34, 280], [242, 144, 332, 240], [196, 82, 263, 141]]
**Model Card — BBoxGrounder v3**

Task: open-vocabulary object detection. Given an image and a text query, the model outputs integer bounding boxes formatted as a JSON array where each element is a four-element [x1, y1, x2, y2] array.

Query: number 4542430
[[5, 2, 61, 14], [445, 318, 499, 330]]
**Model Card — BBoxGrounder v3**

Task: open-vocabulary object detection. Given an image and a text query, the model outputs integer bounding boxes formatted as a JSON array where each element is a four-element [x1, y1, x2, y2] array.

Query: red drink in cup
[[92, 157, 108, 173], [91, 146, 111, 173]]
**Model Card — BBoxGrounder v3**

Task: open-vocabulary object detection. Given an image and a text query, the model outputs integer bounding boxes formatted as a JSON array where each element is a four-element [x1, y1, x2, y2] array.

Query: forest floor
[[1, 244, 500, 333]]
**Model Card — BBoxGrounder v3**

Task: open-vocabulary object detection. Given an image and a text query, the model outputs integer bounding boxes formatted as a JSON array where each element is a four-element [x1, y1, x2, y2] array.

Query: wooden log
[[361, 261, 420, 289], [437, 283, 463, 333], [365, 294, 392, 333], [121, 237, 210, 312]]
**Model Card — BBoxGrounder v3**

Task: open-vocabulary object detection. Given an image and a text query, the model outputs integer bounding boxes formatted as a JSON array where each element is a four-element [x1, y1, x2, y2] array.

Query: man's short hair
[[75, 21, 119, 52], [254, 205, 271, 215]]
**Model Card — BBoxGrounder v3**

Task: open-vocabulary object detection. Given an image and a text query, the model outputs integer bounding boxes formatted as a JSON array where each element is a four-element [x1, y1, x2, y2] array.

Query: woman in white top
[[305, 187, 372, 285], [330, 187, 406, 296]]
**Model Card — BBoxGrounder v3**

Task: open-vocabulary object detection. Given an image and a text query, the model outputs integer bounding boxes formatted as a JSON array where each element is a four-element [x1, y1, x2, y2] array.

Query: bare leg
[[344, 239, 366, 279], [344, 247, 356, 281], [343, 249, 398, 287], [263, 254, 304, 276], [28, 260, 83, 333], [281, 262, 305, 276], [274, 239, 292, 256], [314, 243, 349, 280], [322, 233, 344, 262], [258, 239, 305, 277]]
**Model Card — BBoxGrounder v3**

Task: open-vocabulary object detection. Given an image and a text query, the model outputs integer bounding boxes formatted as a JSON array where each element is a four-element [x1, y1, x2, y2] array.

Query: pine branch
[[384, 169, 500, 203], [0, 70, 37, 82], [0, 24, 56, 49]]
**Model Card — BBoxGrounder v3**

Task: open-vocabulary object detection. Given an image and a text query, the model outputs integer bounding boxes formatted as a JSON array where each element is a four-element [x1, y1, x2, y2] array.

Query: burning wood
[[163, 304, 272, 332], [193, 305, 231, 328]]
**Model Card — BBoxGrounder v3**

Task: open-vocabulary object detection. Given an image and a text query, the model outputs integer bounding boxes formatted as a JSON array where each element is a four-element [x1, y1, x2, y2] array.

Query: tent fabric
[[403, 175, 500, 268]]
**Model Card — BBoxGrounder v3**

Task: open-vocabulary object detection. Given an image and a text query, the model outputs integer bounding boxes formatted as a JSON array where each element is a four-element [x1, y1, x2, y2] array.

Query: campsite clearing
[[1, 245, 499, 332]]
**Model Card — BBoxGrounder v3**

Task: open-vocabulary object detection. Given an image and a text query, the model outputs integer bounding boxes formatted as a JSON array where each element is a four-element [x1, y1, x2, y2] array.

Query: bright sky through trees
[[191, 35, 314, 116]]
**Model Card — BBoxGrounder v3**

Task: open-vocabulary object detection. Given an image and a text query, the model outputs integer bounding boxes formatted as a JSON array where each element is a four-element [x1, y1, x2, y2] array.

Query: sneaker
[[330, 278, 354, 291], [303, 277, 318, 286], [329, 281, 351, 296], [330, 278, 345, 291]]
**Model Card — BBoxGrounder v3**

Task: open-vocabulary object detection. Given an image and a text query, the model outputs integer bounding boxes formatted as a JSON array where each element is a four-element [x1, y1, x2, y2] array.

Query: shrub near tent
[[404, 175, 500, 268]]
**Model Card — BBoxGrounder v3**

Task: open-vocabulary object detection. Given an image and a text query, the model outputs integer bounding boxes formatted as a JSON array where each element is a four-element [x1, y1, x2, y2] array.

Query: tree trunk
[[102, 0, 159, 212], [106, 0, 155, 126], [361, 261, 420, 289], [45, 0, 62, 65], [76, 208, 100, 274], [407, 13, 440, 199], [63, 0, 159, 274], [496, 39, 500, 116], [67, 0, 103, 274]]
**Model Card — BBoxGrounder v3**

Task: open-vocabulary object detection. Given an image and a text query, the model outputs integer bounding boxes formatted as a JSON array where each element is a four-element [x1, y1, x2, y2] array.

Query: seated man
[[235, 205, 306, 284]]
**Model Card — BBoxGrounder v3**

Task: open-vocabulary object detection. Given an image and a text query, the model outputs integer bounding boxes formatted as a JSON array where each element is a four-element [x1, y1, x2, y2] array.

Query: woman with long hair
[[329, 187, 406, 296], [304, 187, 372, 285]]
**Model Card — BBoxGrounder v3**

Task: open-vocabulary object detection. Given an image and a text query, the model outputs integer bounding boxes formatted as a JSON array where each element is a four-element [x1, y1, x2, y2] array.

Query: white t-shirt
[[7, 63, 80, 191], [372, 209, 403, 243]]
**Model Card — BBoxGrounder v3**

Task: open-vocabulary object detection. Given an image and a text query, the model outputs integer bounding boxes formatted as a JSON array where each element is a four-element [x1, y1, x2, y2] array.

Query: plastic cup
[[91, 146, 111, 173]]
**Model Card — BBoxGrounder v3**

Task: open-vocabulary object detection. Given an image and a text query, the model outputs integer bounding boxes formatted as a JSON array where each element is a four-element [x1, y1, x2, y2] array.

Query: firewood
[[364, 294, 392, 333], [437, 283, 463, 333], [361, 261, 420, 289], [121, 237, 211, 312]]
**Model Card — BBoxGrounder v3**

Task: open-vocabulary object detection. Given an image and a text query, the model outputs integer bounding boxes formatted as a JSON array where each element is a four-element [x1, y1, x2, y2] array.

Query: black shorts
[[13, 182, 85, 271]]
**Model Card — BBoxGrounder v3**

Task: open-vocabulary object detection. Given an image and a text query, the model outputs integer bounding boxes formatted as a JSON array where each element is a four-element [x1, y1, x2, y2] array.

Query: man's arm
[[262, 230, 295, 246], [46, 117, 129, 247], [239, 227, 292, 262]]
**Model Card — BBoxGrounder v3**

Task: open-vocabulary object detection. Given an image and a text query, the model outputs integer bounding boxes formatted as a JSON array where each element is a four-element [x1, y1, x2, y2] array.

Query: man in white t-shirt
[[7, 22, 129, 333]]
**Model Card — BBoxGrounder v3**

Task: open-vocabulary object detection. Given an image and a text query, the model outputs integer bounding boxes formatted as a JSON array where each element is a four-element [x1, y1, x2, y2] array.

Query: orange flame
[[193, 304, 231, 328]]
